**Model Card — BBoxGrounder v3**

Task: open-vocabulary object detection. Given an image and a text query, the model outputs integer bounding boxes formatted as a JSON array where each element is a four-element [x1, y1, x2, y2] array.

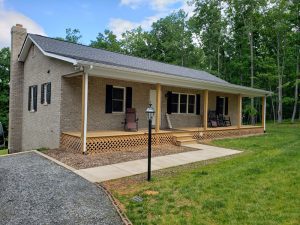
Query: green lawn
[[0, 148, 8, 156], [108, 122, 300, 225]]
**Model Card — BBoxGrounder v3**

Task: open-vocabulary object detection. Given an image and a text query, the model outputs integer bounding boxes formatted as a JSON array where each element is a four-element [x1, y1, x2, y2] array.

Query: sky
[[0, 0, 194, 48]]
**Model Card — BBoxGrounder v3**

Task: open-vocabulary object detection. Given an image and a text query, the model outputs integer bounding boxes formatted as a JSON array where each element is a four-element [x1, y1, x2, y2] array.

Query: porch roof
[[18, 34, 272, 97]]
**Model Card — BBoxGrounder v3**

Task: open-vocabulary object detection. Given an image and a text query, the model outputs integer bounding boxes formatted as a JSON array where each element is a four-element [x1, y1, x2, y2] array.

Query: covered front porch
[[60, 67, 267, 154]]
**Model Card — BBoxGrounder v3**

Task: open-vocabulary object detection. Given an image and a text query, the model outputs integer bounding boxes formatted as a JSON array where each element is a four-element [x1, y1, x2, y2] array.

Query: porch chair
[[123, 108, 139, 131], [218, 114, 232, 127], [208, 110, 218, 128]]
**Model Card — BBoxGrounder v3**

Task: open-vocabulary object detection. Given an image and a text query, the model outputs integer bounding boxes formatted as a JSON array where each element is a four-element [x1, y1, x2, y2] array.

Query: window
[[41, 82, 51, 105], [171, 93, 179, 113], [216, 96, 228, 115], [188, 95, 195, 113], [180, 94, 187, 113], [171, 92, 195, 114], [32, 45, 36, 57], [112, 86, 125, 113], [28, 85, 37, 112]]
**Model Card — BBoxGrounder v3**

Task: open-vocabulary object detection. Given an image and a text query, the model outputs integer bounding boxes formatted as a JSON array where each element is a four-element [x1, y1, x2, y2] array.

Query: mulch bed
[[43, 144, 197, 170]]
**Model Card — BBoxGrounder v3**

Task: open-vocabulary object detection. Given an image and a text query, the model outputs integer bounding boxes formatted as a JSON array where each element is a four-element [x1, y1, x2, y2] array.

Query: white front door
[[149, 90, 156, 125]]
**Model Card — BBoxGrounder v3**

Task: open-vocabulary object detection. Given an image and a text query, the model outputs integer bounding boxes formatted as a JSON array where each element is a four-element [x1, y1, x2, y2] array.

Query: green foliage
[[56, 28, 82, 43], [90, 29, 122, 52], [0, 47, 10, 137], [243, 104, 258, 116]]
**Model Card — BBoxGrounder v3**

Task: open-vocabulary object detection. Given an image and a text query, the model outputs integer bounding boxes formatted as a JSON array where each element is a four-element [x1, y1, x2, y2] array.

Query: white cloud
[[111, 0, 195, 38], [120, 0, 144, 9], [150, 0, 182, 11], [0, 0, 46, 48], [121, 0, 184, 11], [109, 14, 163, 38]]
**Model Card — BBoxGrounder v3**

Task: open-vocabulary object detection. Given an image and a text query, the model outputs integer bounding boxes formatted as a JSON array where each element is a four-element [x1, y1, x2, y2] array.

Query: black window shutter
[[166, 91, 172, 114], [126, 87, 132, 109], [28, 86, 31, 111], [46, 82, 51, 104], [225, 97, 229, 115], [105, 85, 113, 113], [41, 84, 45, 104], [196, 94, 201, 115], [33, 86, 37, 111]]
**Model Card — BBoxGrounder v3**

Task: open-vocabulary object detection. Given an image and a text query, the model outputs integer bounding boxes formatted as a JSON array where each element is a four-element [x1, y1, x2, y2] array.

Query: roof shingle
[[29, 34, 228, 84]]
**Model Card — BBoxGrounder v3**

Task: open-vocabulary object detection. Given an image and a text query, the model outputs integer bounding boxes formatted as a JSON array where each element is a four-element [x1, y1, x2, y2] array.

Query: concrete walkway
[[75, 144, 241, 183]]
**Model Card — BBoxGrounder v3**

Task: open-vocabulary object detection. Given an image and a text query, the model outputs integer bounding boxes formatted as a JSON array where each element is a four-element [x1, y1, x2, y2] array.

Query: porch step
[[176, 139, 198, 146], [173, 132, 198, 146], [172, 132, 194, 138]]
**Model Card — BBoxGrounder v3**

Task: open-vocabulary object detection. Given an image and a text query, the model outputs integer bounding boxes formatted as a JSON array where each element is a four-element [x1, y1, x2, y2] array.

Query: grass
[[107, 122, 300, 225], [0, 148, 8, 156]]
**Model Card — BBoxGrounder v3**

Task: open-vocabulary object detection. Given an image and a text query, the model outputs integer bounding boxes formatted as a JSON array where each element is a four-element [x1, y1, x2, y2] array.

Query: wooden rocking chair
[[123, 108, 139, 131]]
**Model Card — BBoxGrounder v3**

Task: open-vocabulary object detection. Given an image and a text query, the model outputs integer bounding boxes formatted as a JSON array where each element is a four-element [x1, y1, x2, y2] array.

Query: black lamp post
[[145, 104, 155, 181]]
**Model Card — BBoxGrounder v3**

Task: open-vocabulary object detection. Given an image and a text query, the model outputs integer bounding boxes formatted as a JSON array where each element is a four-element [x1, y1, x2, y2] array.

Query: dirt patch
[[144, 190, 159, 195], [43, 144, 197, 170]]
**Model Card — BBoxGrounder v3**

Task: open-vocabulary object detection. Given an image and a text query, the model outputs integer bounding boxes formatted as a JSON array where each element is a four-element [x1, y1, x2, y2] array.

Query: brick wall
[[21, 45, 74, 151]]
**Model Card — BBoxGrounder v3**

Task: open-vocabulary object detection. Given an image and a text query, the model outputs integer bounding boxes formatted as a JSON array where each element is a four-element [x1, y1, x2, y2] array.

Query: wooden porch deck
[[60, 125, 263, 154], [62, 125, 262, 138]]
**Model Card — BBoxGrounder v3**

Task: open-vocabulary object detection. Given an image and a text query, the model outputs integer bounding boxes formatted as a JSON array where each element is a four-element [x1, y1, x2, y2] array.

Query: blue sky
[[0, 0, 193, 48]]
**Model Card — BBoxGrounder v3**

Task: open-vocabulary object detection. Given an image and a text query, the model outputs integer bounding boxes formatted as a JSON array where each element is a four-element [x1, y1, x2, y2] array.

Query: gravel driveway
[[0, 152, 123, 225]]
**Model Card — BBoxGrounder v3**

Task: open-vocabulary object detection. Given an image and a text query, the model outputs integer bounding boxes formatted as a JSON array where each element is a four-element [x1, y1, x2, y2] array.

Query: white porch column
[[237, 94, 242, 129], [203, 90, 208, 130], [262, 96, 266, 132], [155, 83, 162, 133], [81, 72, 88, 154]]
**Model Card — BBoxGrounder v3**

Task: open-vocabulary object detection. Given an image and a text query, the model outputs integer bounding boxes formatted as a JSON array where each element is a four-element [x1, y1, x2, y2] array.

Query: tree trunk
[[249, 31, 255, 125], [217, 45, 220, 76], [277, 34, 283, 123], [269, 86, 276, 123], [291, 51, 299, 122]]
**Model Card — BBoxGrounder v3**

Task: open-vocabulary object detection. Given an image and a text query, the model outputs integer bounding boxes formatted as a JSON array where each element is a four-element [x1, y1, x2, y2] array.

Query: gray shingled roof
[[29, 34, 228, 84]]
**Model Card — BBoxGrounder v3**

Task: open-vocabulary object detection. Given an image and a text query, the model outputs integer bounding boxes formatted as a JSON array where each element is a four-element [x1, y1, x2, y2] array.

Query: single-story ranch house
[[9, 24, 271, 154]]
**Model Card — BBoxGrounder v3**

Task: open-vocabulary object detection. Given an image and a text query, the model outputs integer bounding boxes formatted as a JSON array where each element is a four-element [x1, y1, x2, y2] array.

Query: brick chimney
[[8, 24, 27, 153]]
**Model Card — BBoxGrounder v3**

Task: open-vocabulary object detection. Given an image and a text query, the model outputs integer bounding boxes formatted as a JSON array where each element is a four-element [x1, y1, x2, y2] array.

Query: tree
[[121, 27, 151, 58], [0, 47, 10, 137], [149, 10, 201, 68], [90, 29, 122, 52], [56, 28, 82, 43], [190, 0, 226, 75]]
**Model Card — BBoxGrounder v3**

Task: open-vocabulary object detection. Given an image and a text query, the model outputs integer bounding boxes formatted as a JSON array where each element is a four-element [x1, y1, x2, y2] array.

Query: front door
[[149, 90, 156, 125]]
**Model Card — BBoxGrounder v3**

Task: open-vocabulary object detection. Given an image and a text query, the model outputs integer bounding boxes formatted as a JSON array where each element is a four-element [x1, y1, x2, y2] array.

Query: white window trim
[[112, 86, 126, 113], [171, 92, 196, 114], [29, 86, 36, 113], [42, 83, 48, 106]]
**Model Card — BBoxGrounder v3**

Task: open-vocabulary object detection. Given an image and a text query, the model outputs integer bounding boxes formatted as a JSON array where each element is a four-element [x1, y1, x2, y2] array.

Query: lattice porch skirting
[[193, 127, 264, 141], [60, 133, 175, 154], [60, 127, 264, 154]]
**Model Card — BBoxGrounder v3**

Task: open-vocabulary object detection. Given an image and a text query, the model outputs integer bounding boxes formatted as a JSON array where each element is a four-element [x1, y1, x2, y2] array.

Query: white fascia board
[[76, 60, 272, 97], [18, 36, 77, 65]]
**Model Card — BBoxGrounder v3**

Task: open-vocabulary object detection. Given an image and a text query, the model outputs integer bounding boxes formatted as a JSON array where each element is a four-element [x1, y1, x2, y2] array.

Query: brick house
[[9, 24, 271, 154]]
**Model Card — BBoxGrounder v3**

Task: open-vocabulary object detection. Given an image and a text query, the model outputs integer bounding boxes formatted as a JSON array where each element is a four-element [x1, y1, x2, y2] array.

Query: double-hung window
[[41, 82, 51, 105], [188, 95, 195, 113], [112, 86, 125, 113], [28, 85, 38, 112], [171, 92, 195, 114]]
